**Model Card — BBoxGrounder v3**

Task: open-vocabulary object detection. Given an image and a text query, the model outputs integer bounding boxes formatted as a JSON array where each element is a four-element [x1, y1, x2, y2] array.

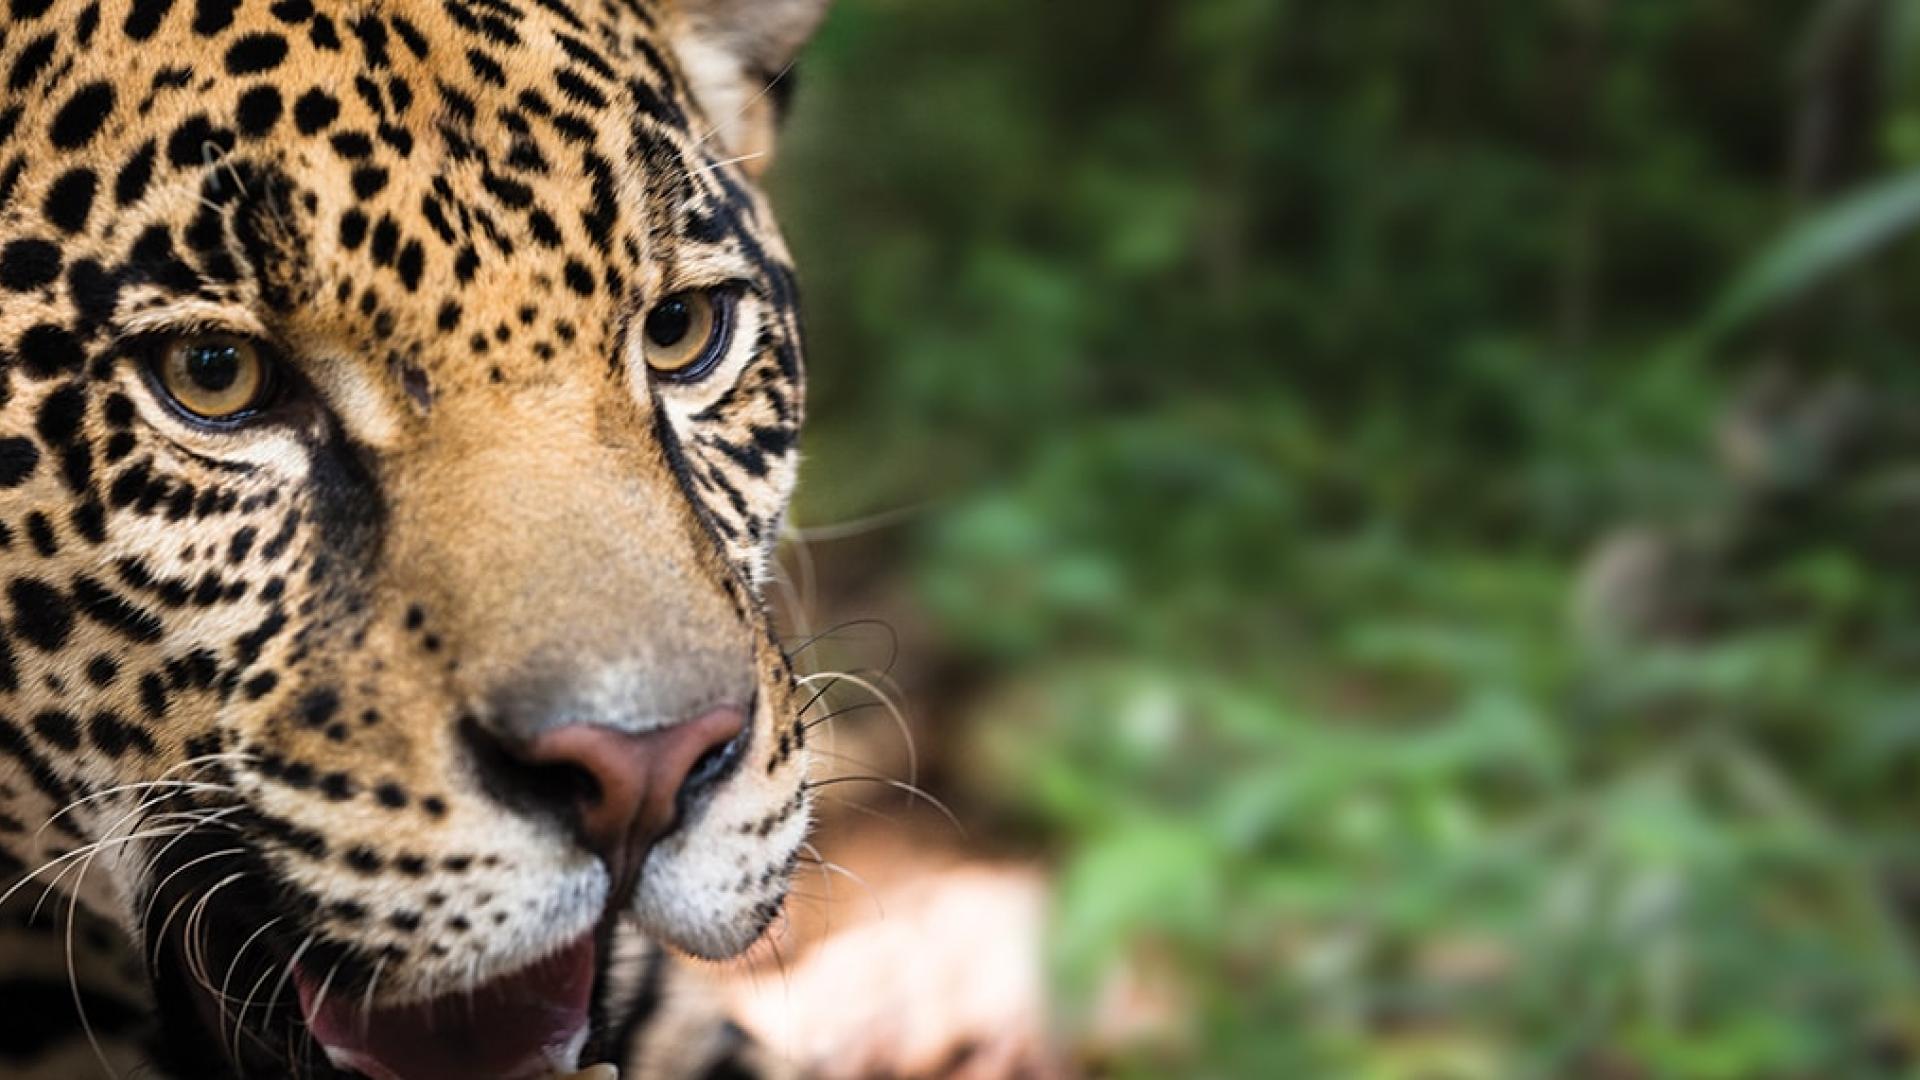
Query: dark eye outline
[[640, 286, 739, 385], [137, 332, 285, 430]]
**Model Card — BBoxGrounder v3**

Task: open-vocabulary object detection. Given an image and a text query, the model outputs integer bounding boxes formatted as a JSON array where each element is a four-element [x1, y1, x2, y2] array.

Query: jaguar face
[[0, 0, 825, 1075]]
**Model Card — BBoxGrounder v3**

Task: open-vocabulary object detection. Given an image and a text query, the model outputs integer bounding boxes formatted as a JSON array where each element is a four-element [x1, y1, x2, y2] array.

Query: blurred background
[[727, 1, 1920, 1076]]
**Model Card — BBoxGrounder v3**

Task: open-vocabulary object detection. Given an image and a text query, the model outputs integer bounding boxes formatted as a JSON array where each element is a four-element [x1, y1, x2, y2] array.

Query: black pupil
[[186, 343, 242, 393], [646, 298, 693, 348]]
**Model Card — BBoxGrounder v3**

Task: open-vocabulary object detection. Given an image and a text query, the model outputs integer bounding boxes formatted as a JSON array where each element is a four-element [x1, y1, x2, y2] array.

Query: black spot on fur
[[236, 84, 284, 136], [66, 258, 119, 327], [226, 32, 290, 75], [7, 32, 58, 92], [72, 576, 165, 641], [293, 88, 340, 134], [166, 113, 234, 168], [193, 0, 238, 36], [30, 708, 79, 750], [43, 168, 98, 233], [8, 578, 74, 651], [123, 0, 177, 41], [34, 382, 86, 443], [89, 710, 157, 757], [0, 440, 38, 488], [115, 139, 157, 206], [18, 323, 84, 379], [49, 81, 116, 150], [0, 238, 61, 290]]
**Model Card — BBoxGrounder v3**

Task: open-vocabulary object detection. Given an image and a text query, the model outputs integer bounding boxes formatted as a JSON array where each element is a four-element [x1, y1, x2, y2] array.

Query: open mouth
[[293, 933, 599, 1080], [147, 834, 622, 1080]]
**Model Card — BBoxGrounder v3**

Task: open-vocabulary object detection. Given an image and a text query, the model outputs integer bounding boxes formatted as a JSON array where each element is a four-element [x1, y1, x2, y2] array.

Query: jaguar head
[[0, 0, 827, 1075]]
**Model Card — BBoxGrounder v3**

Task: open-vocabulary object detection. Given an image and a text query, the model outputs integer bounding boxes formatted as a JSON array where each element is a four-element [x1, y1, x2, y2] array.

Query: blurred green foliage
[[772, 1, 1920, 1075]]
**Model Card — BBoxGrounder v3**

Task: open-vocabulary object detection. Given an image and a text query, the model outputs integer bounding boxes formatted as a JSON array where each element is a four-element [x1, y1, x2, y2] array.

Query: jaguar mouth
[[145, 831, 622, 1080], [294, 934, 599, 1080]]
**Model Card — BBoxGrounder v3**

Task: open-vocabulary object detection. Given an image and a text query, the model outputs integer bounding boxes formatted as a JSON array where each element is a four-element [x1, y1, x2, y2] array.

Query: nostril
[[459, 713, 598, 816], [530, 755, 602, 810], [459, 717, 628, 869], [686, 718, 747, 792], [460, 707, 750, 879]]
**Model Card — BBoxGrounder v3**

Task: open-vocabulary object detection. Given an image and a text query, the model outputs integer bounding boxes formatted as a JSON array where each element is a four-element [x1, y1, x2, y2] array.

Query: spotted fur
[[0, 0, 826, 1075]]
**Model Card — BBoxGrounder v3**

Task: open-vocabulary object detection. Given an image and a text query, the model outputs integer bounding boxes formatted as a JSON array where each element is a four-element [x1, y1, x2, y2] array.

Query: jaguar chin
[[0, 0, 829, 1077]]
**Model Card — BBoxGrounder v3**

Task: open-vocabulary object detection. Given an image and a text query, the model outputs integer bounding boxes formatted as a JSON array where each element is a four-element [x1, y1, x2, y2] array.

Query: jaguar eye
[[152, 335, 273, 423], [641, 289, 733, 381]]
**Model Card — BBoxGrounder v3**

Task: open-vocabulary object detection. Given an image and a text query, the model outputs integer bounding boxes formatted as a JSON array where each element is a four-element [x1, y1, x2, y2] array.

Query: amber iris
[[156, 336, 268, 420], [641, 290, 728, 378]]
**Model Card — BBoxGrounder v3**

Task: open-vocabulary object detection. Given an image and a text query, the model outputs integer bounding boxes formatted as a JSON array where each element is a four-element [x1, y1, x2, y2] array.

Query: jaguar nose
[[507, 707, 749, 888]]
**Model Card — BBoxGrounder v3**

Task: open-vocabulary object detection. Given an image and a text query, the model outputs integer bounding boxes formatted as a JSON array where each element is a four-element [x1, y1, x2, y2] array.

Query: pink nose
[[517, 707, 748, 889]]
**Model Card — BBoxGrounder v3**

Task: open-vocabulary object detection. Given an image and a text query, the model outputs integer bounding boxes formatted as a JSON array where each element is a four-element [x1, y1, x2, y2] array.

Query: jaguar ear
[[665, 0, 831, 177]]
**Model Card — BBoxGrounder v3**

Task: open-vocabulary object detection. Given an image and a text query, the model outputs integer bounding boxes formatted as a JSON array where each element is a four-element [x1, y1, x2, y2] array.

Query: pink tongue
[[294, 935, 595, 1080]]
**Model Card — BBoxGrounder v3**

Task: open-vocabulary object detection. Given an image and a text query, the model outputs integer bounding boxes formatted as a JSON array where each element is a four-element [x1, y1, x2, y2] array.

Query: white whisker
[[64, 834, 121, 1078], [796, 670, 919, 795], [693, 56, 802, 150]]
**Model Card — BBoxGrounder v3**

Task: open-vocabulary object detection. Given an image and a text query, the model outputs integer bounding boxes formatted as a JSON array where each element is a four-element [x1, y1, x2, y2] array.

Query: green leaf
[[1699, 169, 1920, 343]]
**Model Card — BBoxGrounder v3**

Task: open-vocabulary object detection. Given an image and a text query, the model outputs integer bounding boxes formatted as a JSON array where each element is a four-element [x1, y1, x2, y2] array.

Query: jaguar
[[0, 0, 826, 1076]]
